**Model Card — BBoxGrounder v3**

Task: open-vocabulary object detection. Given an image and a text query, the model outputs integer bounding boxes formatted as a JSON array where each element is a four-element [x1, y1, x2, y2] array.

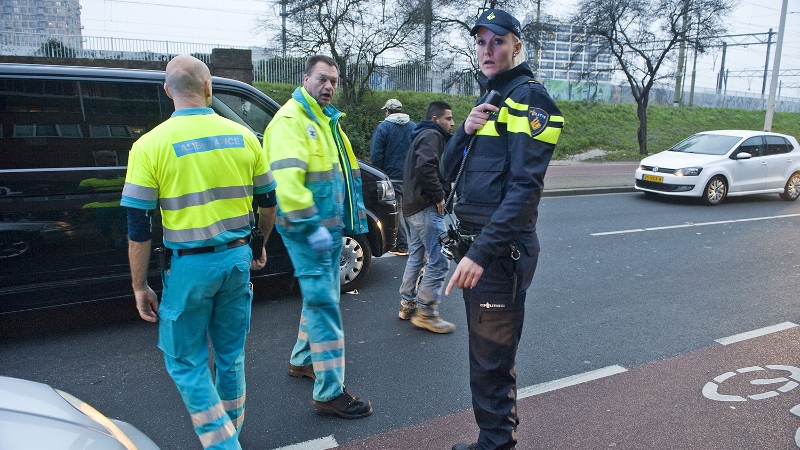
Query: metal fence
[[252, 57, 480, 96], [0, 32, 242, 63], [2, 33, 799, 112]]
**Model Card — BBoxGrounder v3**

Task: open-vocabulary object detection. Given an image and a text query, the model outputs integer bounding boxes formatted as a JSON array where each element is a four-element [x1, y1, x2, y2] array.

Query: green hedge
[[254, 82, 800, 161]]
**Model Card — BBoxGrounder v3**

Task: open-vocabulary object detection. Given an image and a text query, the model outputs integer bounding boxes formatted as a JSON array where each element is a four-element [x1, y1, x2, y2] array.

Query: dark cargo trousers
[[462, 234, 539, 450]]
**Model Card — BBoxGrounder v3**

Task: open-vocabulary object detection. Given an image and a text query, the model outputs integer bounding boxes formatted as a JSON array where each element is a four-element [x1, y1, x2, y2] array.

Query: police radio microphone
[[483, 89, 502, 110]]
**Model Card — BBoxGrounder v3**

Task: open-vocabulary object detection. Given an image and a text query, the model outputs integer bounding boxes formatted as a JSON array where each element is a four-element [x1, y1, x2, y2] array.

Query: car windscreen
[[669, 134, 743, 155]]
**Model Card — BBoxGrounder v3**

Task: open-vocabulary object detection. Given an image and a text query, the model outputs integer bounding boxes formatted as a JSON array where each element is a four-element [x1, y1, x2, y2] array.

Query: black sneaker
[[288, 363, 316, 380], [311, 387, 373, 419]]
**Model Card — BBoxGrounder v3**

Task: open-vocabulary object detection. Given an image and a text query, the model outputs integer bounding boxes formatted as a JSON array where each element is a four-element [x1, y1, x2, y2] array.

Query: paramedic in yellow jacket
[[122, 55, 277, 450], [264, 55, 373, 419]]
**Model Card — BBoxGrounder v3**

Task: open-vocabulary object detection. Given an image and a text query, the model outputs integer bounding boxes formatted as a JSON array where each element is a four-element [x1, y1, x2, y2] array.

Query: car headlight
[[377, 179, 395, 201], [56, 389, 138, 450], [674, 167, 702, 176]]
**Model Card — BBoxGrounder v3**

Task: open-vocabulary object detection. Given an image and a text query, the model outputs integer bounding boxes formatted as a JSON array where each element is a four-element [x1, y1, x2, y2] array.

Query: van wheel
[[702, 176, 727, 206], [780, 172, 800, 201], [340, 234, 371, 293], [0, 232, 32, 259]]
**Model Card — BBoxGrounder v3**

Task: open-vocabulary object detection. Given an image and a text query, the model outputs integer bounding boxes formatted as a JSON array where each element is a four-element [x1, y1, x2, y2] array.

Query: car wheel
[[702, 176, 727, 206], [779, 172, 800, 201], [0, 232, 32, 259], [340, 234, 371, 293]]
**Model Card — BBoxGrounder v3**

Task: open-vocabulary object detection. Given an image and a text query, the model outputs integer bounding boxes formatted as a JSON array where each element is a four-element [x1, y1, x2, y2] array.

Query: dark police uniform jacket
[[441, 62, 564, 276]]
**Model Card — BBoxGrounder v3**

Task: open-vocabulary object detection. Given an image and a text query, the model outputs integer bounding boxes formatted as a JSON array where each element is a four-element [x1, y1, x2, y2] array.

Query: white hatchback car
[[635, 130, 800, 205]]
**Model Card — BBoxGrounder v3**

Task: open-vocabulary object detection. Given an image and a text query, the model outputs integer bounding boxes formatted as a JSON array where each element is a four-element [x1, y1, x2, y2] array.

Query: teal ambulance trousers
[[283, 230, 346, 402], [158, 245, 252, 450]]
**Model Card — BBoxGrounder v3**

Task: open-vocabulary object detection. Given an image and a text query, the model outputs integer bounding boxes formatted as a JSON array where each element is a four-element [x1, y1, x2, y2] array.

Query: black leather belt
[[176, 238, 248, 256]]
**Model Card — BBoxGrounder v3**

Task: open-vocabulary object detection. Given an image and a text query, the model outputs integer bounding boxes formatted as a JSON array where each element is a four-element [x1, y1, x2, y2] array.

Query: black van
[[0, 63, 398, 314]]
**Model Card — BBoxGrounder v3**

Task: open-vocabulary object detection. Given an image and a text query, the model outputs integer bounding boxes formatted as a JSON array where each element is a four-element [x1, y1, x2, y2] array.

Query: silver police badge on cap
[[528, 107, 549, 137]]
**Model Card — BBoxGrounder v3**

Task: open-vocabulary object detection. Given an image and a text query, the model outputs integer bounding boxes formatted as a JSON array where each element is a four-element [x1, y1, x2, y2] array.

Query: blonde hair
[[511, 34, 527, 68]]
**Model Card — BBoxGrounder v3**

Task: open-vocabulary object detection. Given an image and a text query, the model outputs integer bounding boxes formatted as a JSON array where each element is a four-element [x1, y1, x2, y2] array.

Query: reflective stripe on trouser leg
[[284, 233, 346, 402], [159, 246, 251, 450]]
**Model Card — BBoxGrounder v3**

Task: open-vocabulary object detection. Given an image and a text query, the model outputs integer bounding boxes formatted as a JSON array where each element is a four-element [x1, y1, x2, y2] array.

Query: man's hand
[[134, 286, 159, 322], [250, 246, 267, 271], [445, 256, 484, 295], [464, 103, 499, 135], [436, 199, 445, 215]]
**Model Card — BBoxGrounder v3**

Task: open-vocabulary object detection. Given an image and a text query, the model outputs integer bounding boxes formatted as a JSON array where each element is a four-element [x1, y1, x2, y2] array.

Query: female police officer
[[442, 9, 564, 450]]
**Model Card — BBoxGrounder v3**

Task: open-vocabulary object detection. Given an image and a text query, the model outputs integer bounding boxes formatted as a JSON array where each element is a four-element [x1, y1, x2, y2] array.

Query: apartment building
[[1, 0, 82, 46]]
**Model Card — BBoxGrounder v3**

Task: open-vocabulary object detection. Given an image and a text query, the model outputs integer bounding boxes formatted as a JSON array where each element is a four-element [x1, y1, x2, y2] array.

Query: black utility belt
[[177, 237, 249, 256], [456, 230, 522, 260]]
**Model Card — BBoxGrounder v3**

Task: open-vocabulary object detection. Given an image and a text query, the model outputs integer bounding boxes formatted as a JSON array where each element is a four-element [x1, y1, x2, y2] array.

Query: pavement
[[543, 160, 639, 196]]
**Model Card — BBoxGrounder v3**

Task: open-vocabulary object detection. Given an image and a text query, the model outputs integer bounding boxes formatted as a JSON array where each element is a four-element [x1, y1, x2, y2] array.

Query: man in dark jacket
[[370, 98, 415, 254], [397, 101, 456, 333]]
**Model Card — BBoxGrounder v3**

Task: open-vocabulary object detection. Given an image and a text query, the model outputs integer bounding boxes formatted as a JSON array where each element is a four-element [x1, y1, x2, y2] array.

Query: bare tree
[[437, 0, 539, 88], [572, 0, 734, 154], [268, 0, 421, 106]]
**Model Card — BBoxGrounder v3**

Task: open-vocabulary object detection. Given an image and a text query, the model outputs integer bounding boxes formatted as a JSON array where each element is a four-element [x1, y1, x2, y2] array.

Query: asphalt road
[[3, 190, 800, 449]]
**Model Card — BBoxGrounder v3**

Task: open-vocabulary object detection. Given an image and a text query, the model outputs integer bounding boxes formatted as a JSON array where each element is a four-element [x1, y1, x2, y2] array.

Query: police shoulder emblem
[[306, 124, 317, 140], [528, 107, 549, 137]]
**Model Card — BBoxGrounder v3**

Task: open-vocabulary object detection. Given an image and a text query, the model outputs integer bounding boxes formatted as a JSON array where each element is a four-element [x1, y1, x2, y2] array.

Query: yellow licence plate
[[643, 174, 663, 183]]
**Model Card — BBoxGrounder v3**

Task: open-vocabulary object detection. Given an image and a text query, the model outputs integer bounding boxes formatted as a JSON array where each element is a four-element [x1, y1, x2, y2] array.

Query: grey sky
[[79, 0, 799, 97]]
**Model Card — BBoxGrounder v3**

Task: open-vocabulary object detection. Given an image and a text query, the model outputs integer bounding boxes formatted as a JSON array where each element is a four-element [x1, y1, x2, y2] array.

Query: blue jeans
[[394, 191, 409, 249], [399, 206, 449, 315]]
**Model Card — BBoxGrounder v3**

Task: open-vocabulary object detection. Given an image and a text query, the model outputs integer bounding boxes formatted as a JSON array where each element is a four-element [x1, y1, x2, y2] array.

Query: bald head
[[164, 55, 212, 108]]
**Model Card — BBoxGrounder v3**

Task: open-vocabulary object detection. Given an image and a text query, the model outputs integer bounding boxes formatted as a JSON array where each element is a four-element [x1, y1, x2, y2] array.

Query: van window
[[212, 91, 273, 137], [0, 79, 166, 169]]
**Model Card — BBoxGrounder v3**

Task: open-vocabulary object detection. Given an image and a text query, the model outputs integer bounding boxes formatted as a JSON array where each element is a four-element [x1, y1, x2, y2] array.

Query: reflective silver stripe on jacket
[[271, 158, 308, 171], [274, 216, 341, 230], [283, 204, 318, 221], [305, 169, 336, 182], [254, 170, 275, 186], [159, 185, 252, 211], [122, 182, 158, 201], [163, 214, 252, 243]]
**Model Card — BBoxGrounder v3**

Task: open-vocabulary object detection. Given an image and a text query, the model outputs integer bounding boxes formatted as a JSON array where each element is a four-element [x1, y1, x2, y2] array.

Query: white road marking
[[715, 322, 799, 345], [518, 365, 628, 399], [271, 435, 338, 450], [276, 323, 799, 449], [592, 213, 800, 236]]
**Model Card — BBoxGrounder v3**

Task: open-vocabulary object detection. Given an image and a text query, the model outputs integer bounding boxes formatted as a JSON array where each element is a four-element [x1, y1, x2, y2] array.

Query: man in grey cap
[[370, 98, 415, 254]]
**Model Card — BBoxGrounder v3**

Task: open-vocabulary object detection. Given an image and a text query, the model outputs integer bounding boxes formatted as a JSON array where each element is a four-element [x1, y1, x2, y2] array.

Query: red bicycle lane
[[337, 323, 800, 449]]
